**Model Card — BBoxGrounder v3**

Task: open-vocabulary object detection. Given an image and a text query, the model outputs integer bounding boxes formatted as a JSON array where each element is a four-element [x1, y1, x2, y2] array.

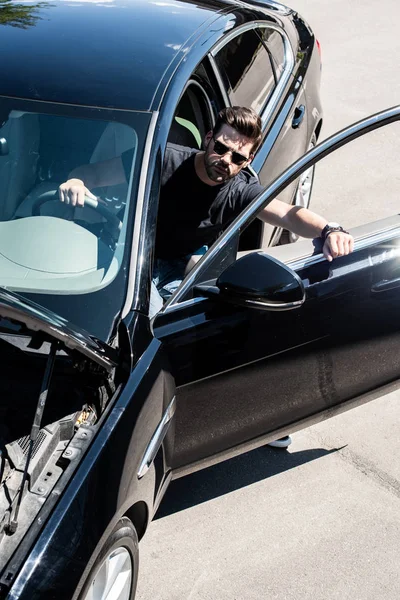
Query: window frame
[[159, 106, 400, 314], [209, 22, 294, 132], [255, 27, 286, 79], [211, 29, 277, 116], [168, 78, 215, 149]]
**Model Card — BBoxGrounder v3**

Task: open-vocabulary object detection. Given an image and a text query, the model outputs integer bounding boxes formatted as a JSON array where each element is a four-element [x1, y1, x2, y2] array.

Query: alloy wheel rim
[[295, 161, 315, 210], [82, 547, 132, 600], [288, 144, 316, 243]]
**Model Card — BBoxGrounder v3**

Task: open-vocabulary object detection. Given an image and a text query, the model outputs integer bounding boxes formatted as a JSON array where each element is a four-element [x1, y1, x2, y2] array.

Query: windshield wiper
[[5, 341, 59, 535]]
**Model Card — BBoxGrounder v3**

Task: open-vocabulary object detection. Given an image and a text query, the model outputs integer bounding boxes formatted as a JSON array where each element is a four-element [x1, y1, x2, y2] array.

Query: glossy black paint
[[0, 0, 226, 110], [1, 315, 174, 599], [216, 251, 305, 303], [2, 0, 307, 112], [0, 288, 117, 370], [0, 0, 328, 597], [153, 236, 400, 470]]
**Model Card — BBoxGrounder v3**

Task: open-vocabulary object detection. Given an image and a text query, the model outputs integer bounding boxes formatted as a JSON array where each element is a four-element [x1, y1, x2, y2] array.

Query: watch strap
[[321, 224, 349, 242]]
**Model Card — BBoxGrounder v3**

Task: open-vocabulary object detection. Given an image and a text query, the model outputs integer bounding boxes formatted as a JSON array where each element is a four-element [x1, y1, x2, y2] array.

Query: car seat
[[168, 117, 201, 149], [168, 87, 204, 149], [0, 112, 40, 220]]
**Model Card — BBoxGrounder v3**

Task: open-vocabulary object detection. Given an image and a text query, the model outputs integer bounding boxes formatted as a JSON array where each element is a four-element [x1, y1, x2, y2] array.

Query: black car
[[1, 1, 399, 599]]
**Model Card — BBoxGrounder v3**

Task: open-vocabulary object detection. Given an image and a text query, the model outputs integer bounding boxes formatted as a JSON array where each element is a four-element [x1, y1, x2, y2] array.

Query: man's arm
[[259, 198, 354, 261], [59, 156, 126, 206]]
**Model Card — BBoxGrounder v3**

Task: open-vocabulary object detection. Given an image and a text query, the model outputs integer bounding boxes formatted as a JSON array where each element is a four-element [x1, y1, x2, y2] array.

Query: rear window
[[256, 28, 286, 75], [215, 29, 276, 114]]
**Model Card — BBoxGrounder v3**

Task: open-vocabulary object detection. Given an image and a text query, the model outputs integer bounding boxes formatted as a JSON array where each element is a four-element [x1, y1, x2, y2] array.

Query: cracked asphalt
[[136, 1, 400, 598]]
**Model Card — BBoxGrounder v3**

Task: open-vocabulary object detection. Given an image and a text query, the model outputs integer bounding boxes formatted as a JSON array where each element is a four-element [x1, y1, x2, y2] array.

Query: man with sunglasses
[[59, 106, 353, 449], [59, 106, 354, 315]]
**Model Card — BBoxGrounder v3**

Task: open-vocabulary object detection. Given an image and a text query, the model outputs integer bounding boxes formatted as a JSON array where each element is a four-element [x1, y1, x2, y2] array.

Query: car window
[[0, 109, 140, 295], [168, 81, 214, 150], [214, 29, 276, 114], [256, 28, 286, 76]]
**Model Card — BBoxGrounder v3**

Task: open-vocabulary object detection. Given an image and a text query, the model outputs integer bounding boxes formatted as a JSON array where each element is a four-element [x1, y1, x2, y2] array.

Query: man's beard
[[204, 155, 232, 183]]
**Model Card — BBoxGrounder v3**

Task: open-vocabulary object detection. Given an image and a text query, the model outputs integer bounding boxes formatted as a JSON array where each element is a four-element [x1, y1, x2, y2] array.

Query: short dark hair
[[213, 106, 262, 154]]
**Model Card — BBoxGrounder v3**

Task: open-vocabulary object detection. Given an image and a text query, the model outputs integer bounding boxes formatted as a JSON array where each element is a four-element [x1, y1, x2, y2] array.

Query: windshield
[[0, 98, 151, 340]]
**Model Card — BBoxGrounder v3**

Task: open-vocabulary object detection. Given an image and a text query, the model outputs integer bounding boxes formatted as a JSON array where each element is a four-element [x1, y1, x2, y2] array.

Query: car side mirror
[[196, 252, 305, 311]]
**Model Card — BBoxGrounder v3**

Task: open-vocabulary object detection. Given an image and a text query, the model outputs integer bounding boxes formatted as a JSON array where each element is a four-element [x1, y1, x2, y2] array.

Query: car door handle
[[371, 277, 400, 293], [292, 105, 305, 129]]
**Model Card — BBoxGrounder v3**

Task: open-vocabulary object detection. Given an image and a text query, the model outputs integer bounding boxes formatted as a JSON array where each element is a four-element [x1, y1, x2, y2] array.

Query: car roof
[[0, 0, 268, 111]]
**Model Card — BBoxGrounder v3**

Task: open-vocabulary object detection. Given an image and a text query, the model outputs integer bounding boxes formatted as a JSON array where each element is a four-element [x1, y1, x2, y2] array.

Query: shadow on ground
[[155, 444, 344, 520]]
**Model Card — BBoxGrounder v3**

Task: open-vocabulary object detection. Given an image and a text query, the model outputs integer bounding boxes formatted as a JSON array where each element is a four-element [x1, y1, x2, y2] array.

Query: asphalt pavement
[[136, 2, 400, 598]]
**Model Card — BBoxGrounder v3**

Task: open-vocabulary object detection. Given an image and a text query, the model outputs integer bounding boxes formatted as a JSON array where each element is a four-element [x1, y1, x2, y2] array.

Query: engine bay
[[0, 329, 114, 571]]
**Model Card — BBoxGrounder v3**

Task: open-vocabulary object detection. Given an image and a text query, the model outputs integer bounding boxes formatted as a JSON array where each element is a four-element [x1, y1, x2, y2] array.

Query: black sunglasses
[[212, 137, 251, 166]]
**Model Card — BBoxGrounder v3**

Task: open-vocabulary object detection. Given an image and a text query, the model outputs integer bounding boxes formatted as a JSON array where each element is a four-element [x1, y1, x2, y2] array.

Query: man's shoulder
[[165, 143, 198, 163], [229, 168, 263, 194], [162, 143, 198, 183], [222, 168, 264, 212]]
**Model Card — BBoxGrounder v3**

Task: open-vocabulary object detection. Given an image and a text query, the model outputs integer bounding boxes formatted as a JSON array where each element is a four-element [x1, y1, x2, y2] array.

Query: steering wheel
[[32, 190, 122, 233]]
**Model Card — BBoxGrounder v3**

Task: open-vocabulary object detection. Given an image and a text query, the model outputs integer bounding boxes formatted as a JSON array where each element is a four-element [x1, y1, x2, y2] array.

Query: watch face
[[327, 222, 341, 228]]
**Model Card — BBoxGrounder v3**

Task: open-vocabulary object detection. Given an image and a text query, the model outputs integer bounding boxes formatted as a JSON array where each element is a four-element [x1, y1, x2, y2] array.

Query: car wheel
[[279, 133, 317, 245], [78, 518, 139, 600]]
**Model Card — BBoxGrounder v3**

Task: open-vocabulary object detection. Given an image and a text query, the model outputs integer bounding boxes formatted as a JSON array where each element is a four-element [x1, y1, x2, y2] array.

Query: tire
[[279, 133, 317, 245], [78, 517, 139, 600]]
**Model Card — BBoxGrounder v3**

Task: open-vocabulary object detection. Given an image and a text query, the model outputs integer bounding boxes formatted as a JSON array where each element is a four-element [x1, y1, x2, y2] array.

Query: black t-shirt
[[122, 143, 264, 259]]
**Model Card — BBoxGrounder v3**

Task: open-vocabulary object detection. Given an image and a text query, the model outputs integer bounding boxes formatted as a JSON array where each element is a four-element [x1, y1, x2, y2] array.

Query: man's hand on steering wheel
[[54, 179, 122, 235], [58, 178, 97, 207]]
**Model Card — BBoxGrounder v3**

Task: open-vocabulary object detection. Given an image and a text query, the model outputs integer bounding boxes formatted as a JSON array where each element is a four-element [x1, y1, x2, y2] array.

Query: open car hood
[[0, 288, 117, 371]]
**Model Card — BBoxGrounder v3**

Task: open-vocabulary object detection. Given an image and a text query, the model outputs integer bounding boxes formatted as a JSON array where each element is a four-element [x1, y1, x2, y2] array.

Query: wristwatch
[[321, 222, 349, 241]]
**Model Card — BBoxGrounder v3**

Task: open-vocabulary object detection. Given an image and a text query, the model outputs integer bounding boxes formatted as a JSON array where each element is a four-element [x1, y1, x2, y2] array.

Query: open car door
[[153, 105, 400, 477]]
